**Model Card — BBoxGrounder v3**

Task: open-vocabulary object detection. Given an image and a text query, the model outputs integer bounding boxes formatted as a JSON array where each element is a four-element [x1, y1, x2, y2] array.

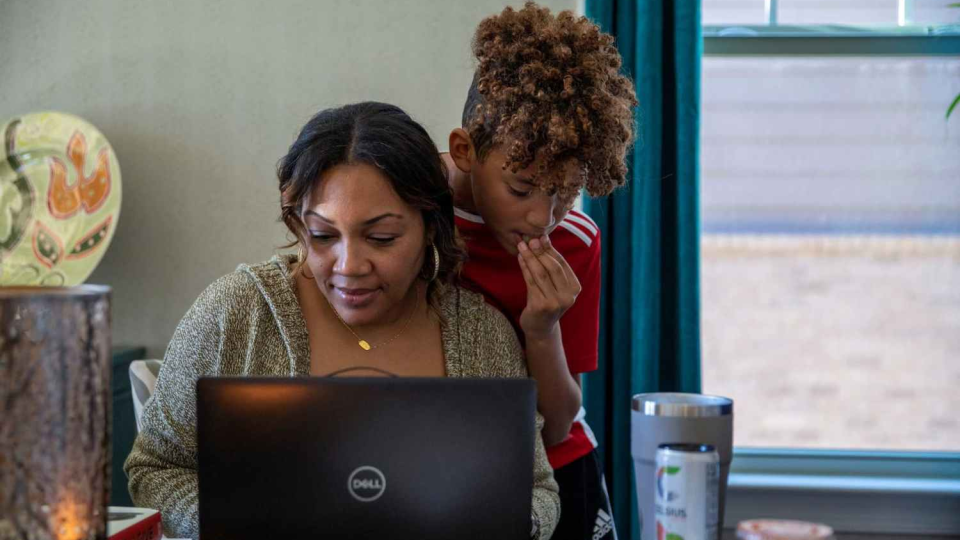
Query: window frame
[[701, 13, 960, 536], [704, 24, 960, 56]]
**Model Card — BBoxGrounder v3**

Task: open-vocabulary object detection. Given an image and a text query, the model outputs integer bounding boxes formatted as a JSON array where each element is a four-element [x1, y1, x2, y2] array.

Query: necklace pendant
[[358, 340, 372, 351]]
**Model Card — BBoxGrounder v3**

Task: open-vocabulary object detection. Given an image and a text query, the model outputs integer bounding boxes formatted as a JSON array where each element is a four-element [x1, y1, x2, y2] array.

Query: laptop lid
[[197, 377, 536, 540]]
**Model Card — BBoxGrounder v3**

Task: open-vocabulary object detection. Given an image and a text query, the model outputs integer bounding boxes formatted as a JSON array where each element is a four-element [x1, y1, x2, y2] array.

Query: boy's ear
[[448, 128, 475, 173]]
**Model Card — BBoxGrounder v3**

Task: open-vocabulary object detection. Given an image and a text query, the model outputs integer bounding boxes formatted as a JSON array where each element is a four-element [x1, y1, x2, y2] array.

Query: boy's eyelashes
[[507, 185, 532, 198]]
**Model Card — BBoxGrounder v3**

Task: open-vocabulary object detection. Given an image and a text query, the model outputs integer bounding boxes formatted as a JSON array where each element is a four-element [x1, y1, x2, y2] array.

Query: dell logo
[[348, 466, 386, 502]]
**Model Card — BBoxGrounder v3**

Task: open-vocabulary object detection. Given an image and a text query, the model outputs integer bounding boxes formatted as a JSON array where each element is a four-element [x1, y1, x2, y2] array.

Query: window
[[700, 0, 960, 454], [698, 2, 960, 534]]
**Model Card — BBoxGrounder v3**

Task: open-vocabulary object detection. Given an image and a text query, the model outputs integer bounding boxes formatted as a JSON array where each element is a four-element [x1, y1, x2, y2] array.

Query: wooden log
[[0, 286, 111, 540]]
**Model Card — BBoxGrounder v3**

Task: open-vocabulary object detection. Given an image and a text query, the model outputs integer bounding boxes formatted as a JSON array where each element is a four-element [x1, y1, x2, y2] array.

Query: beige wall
[[0, 0, 576, 356]]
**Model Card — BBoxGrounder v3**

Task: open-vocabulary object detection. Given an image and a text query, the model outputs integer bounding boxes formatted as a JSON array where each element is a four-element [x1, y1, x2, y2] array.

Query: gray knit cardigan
[[124, 255, 560, 539]]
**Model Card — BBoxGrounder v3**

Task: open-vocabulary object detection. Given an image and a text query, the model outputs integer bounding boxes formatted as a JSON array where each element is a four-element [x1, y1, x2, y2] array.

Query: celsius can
[[655, 443, 720, 540]]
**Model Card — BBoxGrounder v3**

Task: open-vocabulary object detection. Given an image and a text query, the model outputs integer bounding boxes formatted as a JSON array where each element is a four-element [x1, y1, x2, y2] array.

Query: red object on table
[[107, 507, 162, 540]]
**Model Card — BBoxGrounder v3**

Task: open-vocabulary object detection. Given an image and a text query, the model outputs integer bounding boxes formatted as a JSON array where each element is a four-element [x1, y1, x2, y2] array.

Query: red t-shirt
[[455, 207, 601, 469]]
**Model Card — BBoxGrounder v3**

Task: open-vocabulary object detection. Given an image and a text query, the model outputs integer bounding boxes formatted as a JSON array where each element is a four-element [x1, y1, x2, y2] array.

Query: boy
[[442, 3, 637, 539]]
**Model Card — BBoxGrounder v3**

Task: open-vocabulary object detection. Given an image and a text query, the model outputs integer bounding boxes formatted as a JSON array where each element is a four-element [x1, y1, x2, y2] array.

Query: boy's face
[[469, 147, 578, 255]]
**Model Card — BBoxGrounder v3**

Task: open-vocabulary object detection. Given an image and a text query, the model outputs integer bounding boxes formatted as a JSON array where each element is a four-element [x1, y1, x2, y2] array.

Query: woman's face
[[300, 163, 427, 328]]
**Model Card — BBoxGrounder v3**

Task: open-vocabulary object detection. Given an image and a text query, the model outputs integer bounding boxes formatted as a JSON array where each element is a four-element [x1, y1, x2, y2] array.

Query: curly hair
[[278, 102, 465, 308], [464, 2, 638, 200]]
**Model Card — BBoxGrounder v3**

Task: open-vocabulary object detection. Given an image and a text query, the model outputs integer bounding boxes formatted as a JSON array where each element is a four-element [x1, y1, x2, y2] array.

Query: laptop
[[197, 377, 537, 539]]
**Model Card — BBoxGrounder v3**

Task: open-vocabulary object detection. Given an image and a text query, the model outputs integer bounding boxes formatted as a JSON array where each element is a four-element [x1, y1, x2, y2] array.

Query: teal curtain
[[582, 1, 703, 539]]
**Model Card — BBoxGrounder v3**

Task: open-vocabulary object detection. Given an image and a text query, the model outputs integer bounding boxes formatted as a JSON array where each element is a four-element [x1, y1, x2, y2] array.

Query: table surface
[[157, 529, 957, 539], [722, 530, 956, 540]]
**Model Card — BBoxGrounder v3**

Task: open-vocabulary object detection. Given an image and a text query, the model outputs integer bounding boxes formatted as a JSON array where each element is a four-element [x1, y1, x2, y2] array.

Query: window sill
[[730, 472, 960, 495], [722, 530, 955, 540], [724, 449, 960, 536]]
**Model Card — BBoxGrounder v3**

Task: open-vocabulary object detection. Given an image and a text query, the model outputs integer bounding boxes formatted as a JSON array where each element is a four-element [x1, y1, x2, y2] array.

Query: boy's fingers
[[517, 250, 534, 285], [517, 252, 547, 301], [536, 236, 575, 291], [535, 237, 581, 310], [540, 236, 572, 272], [535, 250, 569, 291], [519, 240, 560, 297]]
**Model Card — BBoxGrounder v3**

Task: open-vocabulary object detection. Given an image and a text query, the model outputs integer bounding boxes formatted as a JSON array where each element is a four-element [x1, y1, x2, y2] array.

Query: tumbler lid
[[632, 393, 732, 417], [657, 443, 717, 453]]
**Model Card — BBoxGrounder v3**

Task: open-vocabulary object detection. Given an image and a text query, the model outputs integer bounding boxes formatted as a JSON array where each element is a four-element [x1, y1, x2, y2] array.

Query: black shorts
[[551, 449, 618, 540]]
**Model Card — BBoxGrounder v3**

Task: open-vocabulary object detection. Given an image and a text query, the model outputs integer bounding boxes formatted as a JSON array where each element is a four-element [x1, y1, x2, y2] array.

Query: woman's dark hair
[[278, 102, 465, 306]]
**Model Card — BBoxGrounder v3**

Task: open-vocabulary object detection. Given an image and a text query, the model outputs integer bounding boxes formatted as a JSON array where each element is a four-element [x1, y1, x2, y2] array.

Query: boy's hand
[[517, 236, 581, 340]]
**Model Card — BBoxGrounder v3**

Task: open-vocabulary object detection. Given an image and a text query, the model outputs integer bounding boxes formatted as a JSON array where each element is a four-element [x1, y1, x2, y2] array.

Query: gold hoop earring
[[428, 244, 440, 282]]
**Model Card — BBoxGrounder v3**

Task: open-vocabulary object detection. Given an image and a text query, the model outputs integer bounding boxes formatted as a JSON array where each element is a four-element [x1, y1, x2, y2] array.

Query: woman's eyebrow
[[303, 210, 404, 225]]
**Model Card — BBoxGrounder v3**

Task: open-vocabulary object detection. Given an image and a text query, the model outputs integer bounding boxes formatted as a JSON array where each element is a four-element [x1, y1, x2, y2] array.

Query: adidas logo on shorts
[[592, 508, 614, 540]]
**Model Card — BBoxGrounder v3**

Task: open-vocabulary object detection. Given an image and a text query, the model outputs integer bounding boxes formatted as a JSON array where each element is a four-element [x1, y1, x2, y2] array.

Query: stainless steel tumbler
[[632, 393, 733, 540]]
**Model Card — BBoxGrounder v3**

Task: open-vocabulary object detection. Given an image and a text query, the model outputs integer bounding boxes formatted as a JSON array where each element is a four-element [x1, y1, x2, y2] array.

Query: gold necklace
[[323, 285, 420, 351]]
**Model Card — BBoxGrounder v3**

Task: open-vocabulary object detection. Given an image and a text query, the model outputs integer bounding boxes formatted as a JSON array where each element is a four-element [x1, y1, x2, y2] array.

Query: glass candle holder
[[0, 286, 112, 540]]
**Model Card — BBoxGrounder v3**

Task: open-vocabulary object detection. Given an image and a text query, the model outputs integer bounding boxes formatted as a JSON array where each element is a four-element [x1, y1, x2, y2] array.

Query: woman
[[124, 102, 560, 539]]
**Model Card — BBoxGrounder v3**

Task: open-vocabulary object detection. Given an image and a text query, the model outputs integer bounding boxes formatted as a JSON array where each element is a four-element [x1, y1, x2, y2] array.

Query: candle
[[52, 492, 91, 540]]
